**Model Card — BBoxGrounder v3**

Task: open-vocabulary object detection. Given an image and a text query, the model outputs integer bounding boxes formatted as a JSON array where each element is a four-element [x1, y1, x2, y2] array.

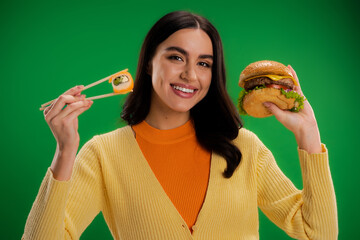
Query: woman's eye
[[198, 62, 211, 68], [168, 55, 183, 61]]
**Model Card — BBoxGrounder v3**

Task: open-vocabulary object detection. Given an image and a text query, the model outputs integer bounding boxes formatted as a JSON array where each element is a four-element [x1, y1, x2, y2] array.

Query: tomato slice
[[266, 84, 289, 90]]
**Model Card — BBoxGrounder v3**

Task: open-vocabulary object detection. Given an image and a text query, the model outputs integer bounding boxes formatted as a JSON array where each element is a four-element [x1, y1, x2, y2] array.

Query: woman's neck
[[145, 107, 190, 130]]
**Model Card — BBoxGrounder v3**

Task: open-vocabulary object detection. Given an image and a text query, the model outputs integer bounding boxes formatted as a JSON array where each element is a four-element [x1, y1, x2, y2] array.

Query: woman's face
[[149, 28, 213, 116]]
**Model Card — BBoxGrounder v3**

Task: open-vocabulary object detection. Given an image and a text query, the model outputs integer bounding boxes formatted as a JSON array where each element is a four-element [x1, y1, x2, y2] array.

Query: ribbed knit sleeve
[[23, 137, 105, 240], [256, 143, 338, 240]]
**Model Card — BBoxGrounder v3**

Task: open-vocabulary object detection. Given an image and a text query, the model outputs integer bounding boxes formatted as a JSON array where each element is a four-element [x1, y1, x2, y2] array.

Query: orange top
[[132, 120, 211, 230]]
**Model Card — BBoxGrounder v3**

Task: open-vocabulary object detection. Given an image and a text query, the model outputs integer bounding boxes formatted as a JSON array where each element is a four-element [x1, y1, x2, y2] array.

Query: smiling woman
[[23, 11, 337, 240], [121, 11, 242, 177]]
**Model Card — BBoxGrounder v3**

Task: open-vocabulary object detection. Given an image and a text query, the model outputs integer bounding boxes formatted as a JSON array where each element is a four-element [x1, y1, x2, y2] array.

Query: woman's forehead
[[157, 28, 213, 56]]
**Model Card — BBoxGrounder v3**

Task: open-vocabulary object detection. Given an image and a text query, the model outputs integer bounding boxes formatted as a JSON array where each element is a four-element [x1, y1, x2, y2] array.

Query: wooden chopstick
[[39, 90, 132, 111], [39, 69, 128, 110]]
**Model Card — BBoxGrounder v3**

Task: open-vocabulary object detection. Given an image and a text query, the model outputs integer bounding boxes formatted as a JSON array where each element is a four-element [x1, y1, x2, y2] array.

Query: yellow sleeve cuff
[[297, 143, 327, 156]]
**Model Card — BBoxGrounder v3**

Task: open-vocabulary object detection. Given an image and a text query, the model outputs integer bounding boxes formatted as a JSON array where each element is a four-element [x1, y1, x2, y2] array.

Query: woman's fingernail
[[263, 102, 271, 108]]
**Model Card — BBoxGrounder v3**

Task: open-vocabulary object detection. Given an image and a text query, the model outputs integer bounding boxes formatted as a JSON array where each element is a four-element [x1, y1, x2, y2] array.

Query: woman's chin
[[169, 103, 197, 114]]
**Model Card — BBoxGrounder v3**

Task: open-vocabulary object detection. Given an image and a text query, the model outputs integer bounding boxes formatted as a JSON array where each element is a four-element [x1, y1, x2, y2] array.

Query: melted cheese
[[245, 75, 298, 86]]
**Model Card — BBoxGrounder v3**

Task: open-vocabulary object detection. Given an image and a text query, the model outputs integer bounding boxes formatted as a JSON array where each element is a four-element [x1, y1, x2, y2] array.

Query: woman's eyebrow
[[166, 46, 188, 56], [165, 46, 213, 60], [199, 54, 213, 60]]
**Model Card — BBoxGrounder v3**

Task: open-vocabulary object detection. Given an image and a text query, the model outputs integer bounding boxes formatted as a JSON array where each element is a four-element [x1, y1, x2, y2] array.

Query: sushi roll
[[109, 69, 134, 93]]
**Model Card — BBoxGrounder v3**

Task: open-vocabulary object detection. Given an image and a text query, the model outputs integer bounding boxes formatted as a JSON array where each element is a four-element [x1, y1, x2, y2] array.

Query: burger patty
[[244, 77, 295, 91]]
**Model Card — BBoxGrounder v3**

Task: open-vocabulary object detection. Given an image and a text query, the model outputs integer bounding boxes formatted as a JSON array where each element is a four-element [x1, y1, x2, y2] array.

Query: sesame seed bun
[[239, 60, 293, 88]]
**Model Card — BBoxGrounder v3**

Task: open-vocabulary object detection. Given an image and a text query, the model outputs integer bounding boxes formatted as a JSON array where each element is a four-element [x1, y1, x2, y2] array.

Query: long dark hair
[[121, 11, 243, 178]]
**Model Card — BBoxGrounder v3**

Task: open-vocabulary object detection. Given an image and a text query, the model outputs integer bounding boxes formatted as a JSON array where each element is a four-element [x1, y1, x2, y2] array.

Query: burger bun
[[239, 60, 293, 88], [242, 88, 296, 118]]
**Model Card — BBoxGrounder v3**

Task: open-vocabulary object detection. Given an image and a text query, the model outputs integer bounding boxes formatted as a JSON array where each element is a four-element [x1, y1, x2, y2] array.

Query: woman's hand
[[263, 65, 322, 153], [43, 85, 93, 180]]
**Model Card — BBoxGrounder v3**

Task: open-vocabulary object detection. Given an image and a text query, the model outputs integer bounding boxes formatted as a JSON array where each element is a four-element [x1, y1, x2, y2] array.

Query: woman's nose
[[181, 64, 197, 82]]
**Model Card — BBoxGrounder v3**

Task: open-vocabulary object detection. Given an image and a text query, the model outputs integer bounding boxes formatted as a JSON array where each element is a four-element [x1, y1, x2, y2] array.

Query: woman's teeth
[[172, 85, 195, 93]]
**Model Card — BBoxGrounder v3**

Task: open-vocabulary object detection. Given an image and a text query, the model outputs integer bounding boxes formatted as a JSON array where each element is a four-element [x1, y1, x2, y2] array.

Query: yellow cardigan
[[23, 127, 338, 239]]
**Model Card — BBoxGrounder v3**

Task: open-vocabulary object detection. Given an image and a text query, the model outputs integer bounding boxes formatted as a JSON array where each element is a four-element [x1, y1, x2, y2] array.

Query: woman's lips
[[170, 83, 198, 98]]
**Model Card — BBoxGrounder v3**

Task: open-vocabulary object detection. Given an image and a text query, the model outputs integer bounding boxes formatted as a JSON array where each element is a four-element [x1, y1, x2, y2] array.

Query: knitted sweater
[[23, 126, 338, 240]]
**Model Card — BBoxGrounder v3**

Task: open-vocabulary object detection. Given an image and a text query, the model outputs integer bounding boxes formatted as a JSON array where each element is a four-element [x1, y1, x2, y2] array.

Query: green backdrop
[[1, 0, 359, 239]]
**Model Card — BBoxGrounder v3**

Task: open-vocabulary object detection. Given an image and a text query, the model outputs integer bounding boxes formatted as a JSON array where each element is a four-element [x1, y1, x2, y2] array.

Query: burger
[[237, 60, 305, 118]]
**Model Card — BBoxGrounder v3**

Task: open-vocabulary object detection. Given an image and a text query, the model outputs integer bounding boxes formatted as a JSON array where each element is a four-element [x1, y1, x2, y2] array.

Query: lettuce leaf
[[237, 86, 306, 115], [280, 88, 306, 112], [237, 89, 248, 115]]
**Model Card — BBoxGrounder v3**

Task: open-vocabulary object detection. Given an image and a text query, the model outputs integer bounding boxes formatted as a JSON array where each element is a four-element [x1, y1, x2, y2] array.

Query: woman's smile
[[170, 83, 198, 98], [148, 28, 213, 121]]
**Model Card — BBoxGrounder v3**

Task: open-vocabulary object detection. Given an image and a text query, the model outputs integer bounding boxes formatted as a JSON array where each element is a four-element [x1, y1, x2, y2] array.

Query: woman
[[23, 11, 337, 239]]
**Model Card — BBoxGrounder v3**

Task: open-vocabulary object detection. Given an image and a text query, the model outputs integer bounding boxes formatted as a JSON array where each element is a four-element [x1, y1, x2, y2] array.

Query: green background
[[1, 0, 359, 239]]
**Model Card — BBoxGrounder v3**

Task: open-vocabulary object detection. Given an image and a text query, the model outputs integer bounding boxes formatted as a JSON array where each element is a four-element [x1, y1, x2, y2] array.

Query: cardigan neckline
[[122, 125, 217, 236]]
